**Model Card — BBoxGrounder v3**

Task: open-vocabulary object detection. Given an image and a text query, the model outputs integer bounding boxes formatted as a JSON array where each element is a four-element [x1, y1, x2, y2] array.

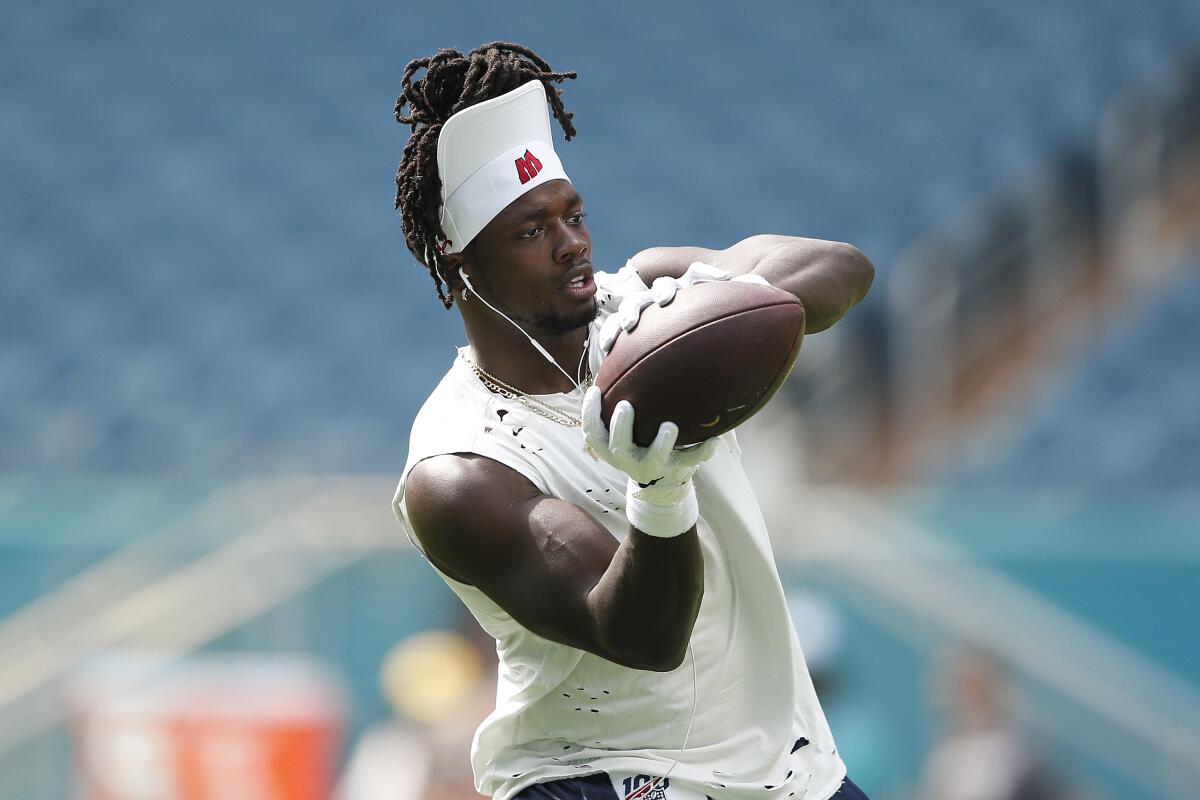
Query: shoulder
[[406, 453, 541, 535], [403, 355, 501, 473], [409, 354, 483, 430], [404, 453, 542, 581]]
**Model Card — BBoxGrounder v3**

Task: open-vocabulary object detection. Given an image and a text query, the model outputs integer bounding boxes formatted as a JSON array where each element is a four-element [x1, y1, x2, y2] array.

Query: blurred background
[[3, 1, 1199, 798]]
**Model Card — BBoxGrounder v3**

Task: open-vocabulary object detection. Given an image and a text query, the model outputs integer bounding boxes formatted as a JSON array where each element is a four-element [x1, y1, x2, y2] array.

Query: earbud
[[427, 245, 454, 291], [429, 247, 470, 302]]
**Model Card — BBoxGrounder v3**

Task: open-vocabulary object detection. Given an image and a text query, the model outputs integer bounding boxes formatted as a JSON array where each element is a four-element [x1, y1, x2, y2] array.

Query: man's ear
[[436, 252, 467, 295]]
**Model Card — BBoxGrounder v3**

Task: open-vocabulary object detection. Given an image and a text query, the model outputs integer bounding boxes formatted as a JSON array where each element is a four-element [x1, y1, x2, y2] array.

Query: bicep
[[405, 454, 620, 654], [626, 235, 798, 284]]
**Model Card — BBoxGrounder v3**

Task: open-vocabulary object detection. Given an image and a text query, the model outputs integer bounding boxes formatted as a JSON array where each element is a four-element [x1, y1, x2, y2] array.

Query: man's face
[[459, 180, 597, 335]]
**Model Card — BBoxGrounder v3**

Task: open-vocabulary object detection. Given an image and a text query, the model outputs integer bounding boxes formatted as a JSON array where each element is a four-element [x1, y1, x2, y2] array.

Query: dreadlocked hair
[[394, 42, 577, 308]]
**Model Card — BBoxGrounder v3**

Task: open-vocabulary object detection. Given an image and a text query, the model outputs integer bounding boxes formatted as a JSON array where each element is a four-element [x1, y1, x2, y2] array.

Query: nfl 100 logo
[[622, 775, 669, 800]]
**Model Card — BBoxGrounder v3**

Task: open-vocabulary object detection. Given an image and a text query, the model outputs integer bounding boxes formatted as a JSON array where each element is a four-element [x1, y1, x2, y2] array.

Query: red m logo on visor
[[514, 149, 543, 184]]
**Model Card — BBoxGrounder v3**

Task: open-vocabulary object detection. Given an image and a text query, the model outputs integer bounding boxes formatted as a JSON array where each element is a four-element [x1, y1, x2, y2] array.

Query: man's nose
[[554, 222, 588, 262]]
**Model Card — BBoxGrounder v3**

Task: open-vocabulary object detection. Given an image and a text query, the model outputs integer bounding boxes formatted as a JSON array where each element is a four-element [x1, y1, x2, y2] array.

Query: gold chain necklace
[[464, 345, 591, 429]]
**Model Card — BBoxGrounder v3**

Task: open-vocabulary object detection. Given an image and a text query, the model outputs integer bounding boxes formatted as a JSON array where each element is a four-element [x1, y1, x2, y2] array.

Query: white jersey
[[392, 266, 845, 800]]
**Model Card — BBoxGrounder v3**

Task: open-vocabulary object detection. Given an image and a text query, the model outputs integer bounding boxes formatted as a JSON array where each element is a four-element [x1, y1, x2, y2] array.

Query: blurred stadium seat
[[943, 258, 1200, 490], [4, 0, 1200, 474]]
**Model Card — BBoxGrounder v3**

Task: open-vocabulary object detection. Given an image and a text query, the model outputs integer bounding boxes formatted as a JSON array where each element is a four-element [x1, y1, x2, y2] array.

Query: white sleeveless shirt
[[392, 266, 845, 800]]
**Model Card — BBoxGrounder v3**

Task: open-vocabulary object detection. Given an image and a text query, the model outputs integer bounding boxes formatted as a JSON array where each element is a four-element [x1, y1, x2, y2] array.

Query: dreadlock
[[394, 42, 577, 308]]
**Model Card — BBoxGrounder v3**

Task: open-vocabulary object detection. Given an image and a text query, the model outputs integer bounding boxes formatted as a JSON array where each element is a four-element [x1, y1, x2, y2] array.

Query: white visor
[[437, 80, 571, 254]]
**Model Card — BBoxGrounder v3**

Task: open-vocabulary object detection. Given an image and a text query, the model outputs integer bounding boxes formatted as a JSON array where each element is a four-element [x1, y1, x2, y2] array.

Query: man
[[391, 42, 874, 800]]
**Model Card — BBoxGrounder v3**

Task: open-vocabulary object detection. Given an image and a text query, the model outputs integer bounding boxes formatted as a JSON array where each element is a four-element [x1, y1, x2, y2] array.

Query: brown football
[[595, 280, 805, 447]]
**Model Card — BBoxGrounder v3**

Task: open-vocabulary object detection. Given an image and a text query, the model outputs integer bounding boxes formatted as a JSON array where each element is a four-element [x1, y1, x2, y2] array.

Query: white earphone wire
[[622, 643, 698, 800], [460, 270, 584, 392]]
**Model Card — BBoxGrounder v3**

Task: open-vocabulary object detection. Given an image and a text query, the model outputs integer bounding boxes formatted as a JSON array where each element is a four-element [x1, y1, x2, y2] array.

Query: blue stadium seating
[[945, 262, 1200, 490], [3, 0, 1199, 473]]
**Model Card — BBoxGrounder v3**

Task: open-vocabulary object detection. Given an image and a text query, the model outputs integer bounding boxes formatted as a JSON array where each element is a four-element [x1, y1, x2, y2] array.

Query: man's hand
[[674, 261, 770, 290], [598, 263, 770, 353], [598, 275, 677, 353], [582, 387, 717, 486], [582, 386, 717, 538]]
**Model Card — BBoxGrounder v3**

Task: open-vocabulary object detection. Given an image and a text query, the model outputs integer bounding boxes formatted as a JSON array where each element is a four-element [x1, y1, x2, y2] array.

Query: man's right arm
[[404, 453, 704, 672]]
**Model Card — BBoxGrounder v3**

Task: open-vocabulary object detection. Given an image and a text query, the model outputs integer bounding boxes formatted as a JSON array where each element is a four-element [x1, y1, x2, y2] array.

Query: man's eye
[[568, 212, 587, 224], [520, 226, 544, 238]]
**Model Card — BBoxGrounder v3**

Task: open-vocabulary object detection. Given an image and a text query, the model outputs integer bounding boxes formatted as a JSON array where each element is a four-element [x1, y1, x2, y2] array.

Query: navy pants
[[514, 774, 870, 799]]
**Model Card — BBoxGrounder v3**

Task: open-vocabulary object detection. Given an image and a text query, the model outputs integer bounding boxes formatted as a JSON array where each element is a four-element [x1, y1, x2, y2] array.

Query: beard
[[469, 267, 599, 335], [522, 298, 600, 335]]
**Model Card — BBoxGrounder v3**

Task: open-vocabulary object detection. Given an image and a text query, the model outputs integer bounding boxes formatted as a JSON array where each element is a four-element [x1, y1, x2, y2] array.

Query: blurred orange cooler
[[66, 653, 344, 800]]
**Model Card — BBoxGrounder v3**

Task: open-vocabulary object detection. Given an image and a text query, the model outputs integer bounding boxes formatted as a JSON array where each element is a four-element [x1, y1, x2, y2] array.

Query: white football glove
[[582, 386, 718, 537], [677, 260, 771, 290], [597, 275, 678, 353], [598, 262, 771, 353]]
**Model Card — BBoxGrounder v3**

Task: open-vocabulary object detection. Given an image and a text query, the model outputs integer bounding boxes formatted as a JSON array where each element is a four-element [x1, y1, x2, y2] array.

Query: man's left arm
[[627, 235, 874, 333]]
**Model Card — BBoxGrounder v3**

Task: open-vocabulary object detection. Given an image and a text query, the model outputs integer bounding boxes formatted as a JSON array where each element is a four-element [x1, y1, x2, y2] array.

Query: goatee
[[529, 298, 600, 334]]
